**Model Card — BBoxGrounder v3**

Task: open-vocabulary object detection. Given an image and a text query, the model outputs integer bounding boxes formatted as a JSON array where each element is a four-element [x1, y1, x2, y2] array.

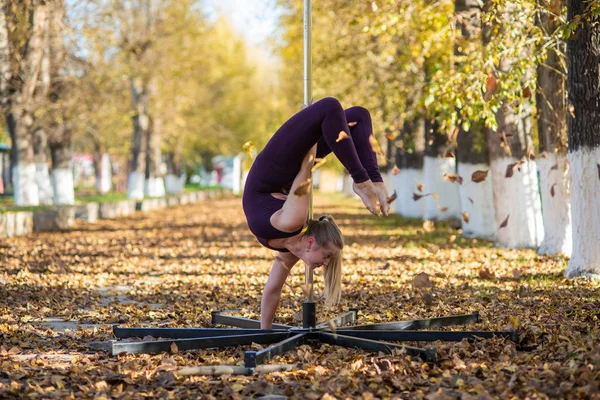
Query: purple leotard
[[243, 97, 383, 252]]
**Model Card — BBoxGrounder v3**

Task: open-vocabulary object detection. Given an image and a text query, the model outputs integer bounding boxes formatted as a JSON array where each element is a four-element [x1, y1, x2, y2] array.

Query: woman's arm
[[269, 144, 317, 233], [261, 252, 300, 329]]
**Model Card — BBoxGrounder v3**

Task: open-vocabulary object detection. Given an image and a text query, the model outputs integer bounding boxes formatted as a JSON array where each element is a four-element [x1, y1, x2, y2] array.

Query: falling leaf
[[449, 235, 457, 243], [499, 214, 510, 229], [462, 212, 470, 223], [550, 163, 558, 171], [597, 164, 600, 180], [348, 121, 358, 127], [412, 272, 433, 289], [527, 146, 535, 161], [479, 267, 496, 280], [170, 342, 178, 353], [444, 173, 463, 184], [380, 262, 391, 270], [336, 131, 349, 142], [423, 220, 435, 233], [385, 132, 395, 141], [431, 193, 439, 201], [505, 162, 524, 178], [417, 184, 424, 192], [450, 126, 459, 142], [550, 183, 557, 197], [439, 206, 448, 212], [294, 179, 312, 196], [445, 151, 455, 158], [468, 197, 474, 204], [539, 151, 549, 159], [484, 73, 498, 101], [472, 170, 488, 183], [413, 193, 425, 201], [568, 104, 575, 118], [368, 135, 384, 156], [392, 165, 400, 175], [386, 190, 397, 204], [242, 141, 255, 158], [522, 86, 532, 99], [311, 157, 328, 172]]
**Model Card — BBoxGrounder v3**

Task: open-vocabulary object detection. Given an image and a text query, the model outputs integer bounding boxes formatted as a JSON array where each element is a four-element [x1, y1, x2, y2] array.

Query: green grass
[[185, 184, 223, 192], [75, 192, 129, 203]]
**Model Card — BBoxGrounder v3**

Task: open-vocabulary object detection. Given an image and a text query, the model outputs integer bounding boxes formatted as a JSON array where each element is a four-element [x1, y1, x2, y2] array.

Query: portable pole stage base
[[96, 306, 517, 369]]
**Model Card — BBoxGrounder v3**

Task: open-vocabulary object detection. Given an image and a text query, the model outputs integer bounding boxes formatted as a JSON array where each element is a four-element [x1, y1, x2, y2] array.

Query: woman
[[242, 97, 390, 329]]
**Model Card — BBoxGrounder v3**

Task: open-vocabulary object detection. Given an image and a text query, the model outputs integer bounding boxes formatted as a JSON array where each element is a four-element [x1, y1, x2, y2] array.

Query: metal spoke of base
[[211, 311, 291, 329], [342, 312, 479, 331], [317, 332, 436, 362], [113, 326, 287, 339], [336, 329, 518, 342], [316, 308, 358, 329], [110, 332, 293, 356], [245, 333, 308, 368]]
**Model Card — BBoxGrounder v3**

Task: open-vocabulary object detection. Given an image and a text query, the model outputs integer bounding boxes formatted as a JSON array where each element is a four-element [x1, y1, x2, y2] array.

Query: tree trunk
[[144, 115, 164, 197], [165, 136, 184, 194], [0, 4, 11, 105], [455, 0, 496, 239], [487, 100, 544, 248], [95, 153, 112, 194], [483, 3, 544, 249], [8, 109, 39, 205], [564, 0, 600, 278], [535, 0, 571, 256], [392, 118, 425, 218], [127, 76, 149, 200], [4, 1, 50, 206], [423, 118, 461, 220], [49, 124, 74, 205], [33, 127, 53, 204]]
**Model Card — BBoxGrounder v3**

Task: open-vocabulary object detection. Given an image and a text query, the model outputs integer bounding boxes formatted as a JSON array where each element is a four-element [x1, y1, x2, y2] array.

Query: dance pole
[[303, 0, 316, 324]]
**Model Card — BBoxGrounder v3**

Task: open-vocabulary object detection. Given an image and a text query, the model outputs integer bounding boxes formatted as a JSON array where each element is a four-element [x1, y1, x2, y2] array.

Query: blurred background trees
[[1, 0, 598, 274]]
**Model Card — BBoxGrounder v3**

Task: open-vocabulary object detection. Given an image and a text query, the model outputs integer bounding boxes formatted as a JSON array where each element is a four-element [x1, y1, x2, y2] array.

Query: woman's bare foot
[[373, 181, 390, 217], [353, 180, 380, 216]]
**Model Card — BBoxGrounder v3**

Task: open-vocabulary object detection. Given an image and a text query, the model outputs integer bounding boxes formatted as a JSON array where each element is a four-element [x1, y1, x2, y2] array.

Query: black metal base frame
[[98, 302, 517, 369]]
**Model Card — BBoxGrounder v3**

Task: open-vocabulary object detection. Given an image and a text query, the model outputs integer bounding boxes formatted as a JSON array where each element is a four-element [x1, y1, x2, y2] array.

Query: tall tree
[[0, 1, 62, 206], [484, 1, 544, 249], [564, 0, 600, 277], [454, 0, 496, 239], [535, 0, 571, 256], [392, 117, 425, 218]]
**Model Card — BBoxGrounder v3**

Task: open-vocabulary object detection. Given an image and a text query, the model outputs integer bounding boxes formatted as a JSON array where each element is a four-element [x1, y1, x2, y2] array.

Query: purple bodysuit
[[242, 97, 383, 252]]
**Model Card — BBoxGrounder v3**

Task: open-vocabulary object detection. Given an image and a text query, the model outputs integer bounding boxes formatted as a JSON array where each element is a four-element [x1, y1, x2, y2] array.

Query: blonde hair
[[304, 214, 344, 307]]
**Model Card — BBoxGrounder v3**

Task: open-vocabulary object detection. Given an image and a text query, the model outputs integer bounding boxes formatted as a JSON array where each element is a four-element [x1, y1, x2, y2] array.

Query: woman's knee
[[317, 97, 344, 113], [346, 106, 372, 123]]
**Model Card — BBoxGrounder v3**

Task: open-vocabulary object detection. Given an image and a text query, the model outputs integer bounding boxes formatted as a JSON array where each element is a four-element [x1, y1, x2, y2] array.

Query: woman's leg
[[315, 106, 390, 215], [316, 106, 383, 183], [260, 97, 370, 184]]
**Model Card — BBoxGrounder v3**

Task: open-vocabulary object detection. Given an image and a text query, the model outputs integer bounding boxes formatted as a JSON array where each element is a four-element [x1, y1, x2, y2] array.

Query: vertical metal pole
[[303, 0, 315, 313], [304, 0, 313, 109]]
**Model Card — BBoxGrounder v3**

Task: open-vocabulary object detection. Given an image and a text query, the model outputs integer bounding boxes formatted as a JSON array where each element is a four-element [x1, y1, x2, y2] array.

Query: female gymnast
[[242, 97, 390, 329]]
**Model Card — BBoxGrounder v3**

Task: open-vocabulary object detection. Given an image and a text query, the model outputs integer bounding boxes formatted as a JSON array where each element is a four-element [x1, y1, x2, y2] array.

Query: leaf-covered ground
[[1, 193, 599, 399]]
